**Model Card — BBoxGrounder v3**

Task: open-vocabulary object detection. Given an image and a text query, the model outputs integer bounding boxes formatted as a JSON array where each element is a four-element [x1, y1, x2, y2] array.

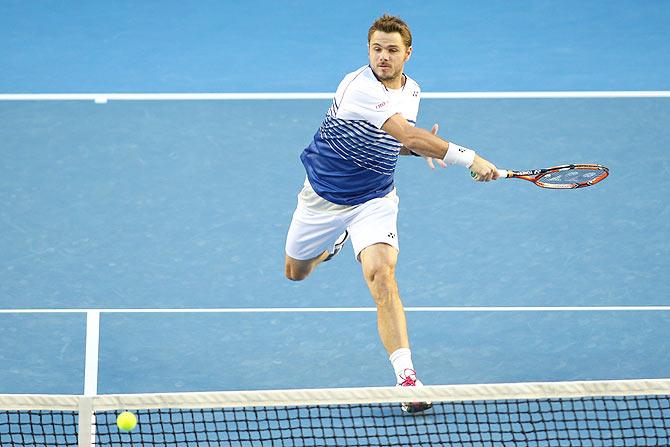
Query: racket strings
[[538, 167, 607, 186]]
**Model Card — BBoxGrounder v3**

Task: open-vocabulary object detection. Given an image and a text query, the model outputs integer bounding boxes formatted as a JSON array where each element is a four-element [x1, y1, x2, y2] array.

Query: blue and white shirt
[[300, 65, 420, 205]]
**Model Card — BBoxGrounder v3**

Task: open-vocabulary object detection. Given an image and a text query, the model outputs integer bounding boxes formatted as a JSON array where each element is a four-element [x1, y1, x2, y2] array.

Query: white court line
[[0, 91, 669, 102], [83, 311, 100, 397], [0, 306, 669, 314]]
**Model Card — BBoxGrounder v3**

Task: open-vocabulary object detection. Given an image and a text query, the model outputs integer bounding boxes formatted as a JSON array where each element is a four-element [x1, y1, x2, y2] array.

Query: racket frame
[[500, 164, 609, 189]]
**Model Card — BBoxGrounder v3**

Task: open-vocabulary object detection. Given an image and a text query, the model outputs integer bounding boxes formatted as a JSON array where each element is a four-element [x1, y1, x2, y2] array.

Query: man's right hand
[[470, 155, 499, 181]]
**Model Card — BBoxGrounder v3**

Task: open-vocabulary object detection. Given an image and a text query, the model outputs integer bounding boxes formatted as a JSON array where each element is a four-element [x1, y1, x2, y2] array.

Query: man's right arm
[[382, 113, 499, 181], [382, 113, 449, 159]]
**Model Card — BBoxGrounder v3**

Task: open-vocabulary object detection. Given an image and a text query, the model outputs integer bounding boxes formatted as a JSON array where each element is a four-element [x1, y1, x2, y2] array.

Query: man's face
[[368, 30, 412, 83]]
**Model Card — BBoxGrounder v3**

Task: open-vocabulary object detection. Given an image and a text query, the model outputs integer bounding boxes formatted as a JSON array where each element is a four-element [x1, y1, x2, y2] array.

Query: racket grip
[[470, 169, 509, 180]]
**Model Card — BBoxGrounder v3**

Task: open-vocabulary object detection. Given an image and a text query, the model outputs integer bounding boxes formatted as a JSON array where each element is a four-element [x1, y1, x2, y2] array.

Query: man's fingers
[[425, 157, 447, 169], [431, 123, 439, 135], [472, 166, 497, 181]]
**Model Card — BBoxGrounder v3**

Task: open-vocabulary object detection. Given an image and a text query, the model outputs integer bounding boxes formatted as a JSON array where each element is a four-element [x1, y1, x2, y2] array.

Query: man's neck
[[381, 73, 406, 90]]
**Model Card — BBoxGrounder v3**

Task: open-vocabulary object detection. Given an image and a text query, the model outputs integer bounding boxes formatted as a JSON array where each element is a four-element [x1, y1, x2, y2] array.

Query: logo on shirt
[[412, 91, 419, 97], [376, 101, 388, 109]]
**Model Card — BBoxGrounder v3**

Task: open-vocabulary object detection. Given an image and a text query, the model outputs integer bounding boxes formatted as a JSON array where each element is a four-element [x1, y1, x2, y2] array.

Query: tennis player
[[284, 14, 498, 412]]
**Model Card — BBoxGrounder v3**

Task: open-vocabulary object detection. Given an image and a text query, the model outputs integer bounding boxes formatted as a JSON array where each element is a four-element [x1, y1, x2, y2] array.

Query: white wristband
[[443, 142, 476, 168]]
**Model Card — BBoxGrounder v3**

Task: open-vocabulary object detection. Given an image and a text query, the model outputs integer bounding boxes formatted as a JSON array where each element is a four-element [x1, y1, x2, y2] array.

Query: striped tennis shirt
[[300, 65, 420, 205]]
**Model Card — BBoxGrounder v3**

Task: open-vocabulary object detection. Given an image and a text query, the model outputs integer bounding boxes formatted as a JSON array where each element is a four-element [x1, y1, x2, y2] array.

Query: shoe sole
[[402, 401, 433, 414]]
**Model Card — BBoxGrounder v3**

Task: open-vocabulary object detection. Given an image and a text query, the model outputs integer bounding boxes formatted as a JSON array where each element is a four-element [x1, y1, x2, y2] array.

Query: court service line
[[1, 306, 669, 314], [0, 91, 669, 102]]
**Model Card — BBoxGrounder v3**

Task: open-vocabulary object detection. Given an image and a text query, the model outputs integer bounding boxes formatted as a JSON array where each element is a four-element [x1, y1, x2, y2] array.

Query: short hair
[[368, 14, 412, 49]]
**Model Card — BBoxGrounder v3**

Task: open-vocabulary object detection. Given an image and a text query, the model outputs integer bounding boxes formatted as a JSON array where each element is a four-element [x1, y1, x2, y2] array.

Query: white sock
[[389, 348, 414, 384]]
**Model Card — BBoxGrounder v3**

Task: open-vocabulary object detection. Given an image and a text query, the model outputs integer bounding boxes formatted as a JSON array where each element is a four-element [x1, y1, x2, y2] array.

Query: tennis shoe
[[397, 369, 432, 414], [323, 230, 349, 262]]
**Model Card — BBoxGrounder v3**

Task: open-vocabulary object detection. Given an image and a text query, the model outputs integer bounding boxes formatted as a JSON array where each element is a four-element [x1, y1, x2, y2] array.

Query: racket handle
[[470, 169, 508, 180], [470, 169, 509, 180]]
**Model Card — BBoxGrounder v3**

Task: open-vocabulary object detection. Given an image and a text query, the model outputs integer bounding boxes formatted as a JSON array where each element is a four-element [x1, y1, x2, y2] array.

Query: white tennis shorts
[[285, 180, 399, 261]]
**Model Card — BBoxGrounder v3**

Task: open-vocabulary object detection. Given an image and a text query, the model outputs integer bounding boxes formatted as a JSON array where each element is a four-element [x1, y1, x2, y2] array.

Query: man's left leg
[[360, 243, 422, 385], [359, 243, 431, 412], [359, 243, 408, 356], [348, 194, 418, 384]]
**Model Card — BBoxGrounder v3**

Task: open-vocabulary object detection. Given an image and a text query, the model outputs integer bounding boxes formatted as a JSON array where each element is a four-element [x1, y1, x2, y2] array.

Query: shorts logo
[[387, 232, 396, 239]]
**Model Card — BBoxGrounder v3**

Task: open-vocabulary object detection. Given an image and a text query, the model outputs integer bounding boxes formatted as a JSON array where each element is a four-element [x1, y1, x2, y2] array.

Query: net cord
[[1, 378, 669, 411]]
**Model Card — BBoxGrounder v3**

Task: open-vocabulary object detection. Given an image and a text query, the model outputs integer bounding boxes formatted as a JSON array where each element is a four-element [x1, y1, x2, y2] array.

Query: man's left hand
[[424, 124, 447, 169]]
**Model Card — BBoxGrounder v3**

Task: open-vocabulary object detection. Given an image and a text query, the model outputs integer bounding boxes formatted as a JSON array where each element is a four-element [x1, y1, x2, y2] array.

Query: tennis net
[[1, 378, 669, 446]]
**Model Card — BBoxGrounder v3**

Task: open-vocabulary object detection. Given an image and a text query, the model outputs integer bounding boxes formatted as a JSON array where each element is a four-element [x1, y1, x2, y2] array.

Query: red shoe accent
[[397, 369, 433, 414], [398, 369, 418, 386]]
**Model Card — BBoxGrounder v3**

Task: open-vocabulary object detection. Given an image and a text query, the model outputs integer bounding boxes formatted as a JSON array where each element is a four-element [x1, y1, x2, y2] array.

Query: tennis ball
[[116, 411, 137, 431]]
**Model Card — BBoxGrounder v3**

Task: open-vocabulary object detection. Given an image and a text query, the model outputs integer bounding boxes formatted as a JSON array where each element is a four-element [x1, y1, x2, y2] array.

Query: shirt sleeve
[[335, 79, 395, 129]]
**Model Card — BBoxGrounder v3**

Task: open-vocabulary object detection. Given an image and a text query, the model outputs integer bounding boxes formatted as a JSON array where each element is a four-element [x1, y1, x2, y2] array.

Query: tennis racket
[[472, 164, 609, 189]]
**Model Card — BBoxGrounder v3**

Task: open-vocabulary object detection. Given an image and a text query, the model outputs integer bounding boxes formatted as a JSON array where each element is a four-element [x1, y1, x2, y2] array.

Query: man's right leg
[[284, 200, 348, 281], [285, 228, 350, 280], [284, 252, 328, 281]]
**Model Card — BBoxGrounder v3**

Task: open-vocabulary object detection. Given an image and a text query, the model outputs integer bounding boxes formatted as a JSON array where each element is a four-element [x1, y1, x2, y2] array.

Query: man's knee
[[284, 256, 312, 281], [364, 263, 399, 308], [285, 264, 309, 281], [363, 261, 395, 285], [360, 244, 399, 307], [360, 244, 398, 284]]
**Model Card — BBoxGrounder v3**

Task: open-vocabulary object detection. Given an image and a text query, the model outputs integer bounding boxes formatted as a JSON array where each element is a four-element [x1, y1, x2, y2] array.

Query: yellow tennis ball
[[116, 411, 137, 431]]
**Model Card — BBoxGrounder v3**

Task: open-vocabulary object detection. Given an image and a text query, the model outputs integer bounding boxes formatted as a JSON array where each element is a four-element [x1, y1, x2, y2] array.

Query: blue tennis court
[[1, 0, 669, 421]]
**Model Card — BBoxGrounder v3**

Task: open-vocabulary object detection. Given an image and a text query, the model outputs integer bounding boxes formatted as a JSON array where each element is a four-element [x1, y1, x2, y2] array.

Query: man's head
[[367, 15, 413, 86]]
